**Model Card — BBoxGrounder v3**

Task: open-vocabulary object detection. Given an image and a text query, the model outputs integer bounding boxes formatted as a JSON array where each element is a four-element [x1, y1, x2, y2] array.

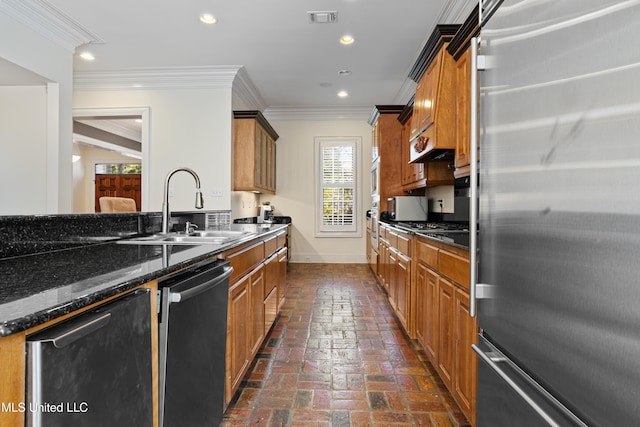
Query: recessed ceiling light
[[200, 14, 217, 24], [340, 35, 355, 45], [79, 52, 95, 61], [337, 90, 349, 98], [338, 70, 352, 76]]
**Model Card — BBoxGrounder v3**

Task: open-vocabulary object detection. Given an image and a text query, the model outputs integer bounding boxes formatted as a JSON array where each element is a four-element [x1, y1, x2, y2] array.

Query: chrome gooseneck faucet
[[162, 167, 204, 234]]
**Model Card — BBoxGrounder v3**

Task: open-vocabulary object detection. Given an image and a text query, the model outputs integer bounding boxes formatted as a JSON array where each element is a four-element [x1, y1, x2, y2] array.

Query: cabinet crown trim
[[367, 105, 405, 126], [408, 24, 460, 83], [233, 110, 279, 140]]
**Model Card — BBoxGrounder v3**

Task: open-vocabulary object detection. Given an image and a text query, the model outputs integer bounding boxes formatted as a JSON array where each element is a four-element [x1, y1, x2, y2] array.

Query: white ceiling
[[45, 0, 475, 113]]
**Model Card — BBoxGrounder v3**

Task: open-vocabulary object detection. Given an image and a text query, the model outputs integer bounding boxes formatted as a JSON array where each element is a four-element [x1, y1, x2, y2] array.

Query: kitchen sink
[[117, 230, 256, 246], [189, 230, 247, 238]]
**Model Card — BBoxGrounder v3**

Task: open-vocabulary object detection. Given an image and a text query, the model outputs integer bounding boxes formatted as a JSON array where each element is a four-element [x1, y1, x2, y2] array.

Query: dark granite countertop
[[0, 223, 288, 337]]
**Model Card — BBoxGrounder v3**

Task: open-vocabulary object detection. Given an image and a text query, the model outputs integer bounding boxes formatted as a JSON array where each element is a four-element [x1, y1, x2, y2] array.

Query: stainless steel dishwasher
[[26, 288, 153, 427], [158, 258, 232, 427]]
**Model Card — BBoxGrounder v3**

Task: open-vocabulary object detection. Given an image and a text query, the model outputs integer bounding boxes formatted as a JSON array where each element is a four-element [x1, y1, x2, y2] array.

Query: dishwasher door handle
[[45, 313, 112, 348], [169, 266, 233, 303]]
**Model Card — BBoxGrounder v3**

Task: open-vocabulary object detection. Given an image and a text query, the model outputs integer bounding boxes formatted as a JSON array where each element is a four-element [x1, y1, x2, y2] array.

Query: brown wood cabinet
[[415, 258, 439, 362], [447, 7, 480, 178], [277, 247, 288, 310], [410, 51, 441, 140], [415, 236, 477, 426], [233, 111, 279, 194], [437, 276, 455, 389], [399, 106, 426, 191], [249, 263, 265, 356], [454, 285, 476, 419], [368, 106, 404, 213], [407, 25, 459, 163], [264, 252, 279, 332], [366, 217, 378, 274], [453, 48, 471, 176], [223, 228, 288, 404], [379, 224, 413, 336], [227, 272, 251, 396]]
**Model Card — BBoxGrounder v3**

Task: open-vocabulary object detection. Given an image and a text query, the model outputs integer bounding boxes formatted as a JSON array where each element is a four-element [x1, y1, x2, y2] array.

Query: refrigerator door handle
[[470, 36, 480, 317], [473, 344, 589, 427]]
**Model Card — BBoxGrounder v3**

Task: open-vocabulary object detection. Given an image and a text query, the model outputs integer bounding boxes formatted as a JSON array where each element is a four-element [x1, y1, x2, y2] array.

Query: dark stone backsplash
[[0, 212, 163, 259]]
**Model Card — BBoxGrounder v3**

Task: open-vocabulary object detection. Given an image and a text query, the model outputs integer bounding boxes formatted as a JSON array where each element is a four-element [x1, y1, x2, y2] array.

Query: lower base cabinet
[[453, 286, 475, 419], [415, 237, 477, 426], [277, 247, 288, 310], [437, 277, 455, 389], [224, 229, 289, 404], [227, 274, 250, 397]]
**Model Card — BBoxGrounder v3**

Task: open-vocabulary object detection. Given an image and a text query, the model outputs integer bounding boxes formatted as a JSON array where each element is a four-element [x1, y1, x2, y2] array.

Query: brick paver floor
[[221, 263, 470, 427]]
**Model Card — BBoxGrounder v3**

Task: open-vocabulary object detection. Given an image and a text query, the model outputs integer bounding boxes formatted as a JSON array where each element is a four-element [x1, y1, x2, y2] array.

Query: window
[[95, 163, 142, 174], [315, 137, 361, 237]]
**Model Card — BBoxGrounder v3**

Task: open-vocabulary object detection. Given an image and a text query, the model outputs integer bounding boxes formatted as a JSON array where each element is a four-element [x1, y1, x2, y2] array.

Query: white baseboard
[[290, 253, 368, 264]]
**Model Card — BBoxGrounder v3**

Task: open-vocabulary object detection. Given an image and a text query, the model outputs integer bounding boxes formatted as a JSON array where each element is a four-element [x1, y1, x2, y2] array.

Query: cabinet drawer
[[226, 241, 265, 283], [264, 235, 278, 257], [264, 252, 278, 296], [439, 249, 470, 288], [417, 239, 439, 268], [395, 231, 411, 256], [387, 231, 398, 249], [379, 225, 387, 240], [276, 231, 287, 250]]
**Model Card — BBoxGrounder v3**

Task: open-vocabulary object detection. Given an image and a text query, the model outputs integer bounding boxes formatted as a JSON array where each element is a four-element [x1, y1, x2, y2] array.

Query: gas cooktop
[[397, 222, 469, 232], [394, 221, 470, 247]]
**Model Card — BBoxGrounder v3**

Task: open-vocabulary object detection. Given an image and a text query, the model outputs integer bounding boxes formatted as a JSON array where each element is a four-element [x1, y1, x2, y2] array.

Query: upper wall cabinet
[[233, 111, 279, 194], [368, 105, 404, 212], [447, 7, 480, 178], [408, 25, 460, 163]]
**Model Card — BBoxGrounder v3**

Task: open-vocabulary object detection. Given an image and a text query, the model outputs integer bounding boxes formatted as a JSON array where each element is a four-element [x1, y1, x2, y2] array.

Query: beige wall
[[262, 119, 373, 263], [73, 88, 233, 213], [72, 143, 138, 213]]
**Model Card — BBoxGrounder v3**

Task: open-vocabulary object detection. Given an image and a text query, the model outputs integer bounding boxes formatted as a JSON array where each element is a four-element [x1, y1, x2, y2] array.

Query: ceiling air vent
[[307, 11, 338, 23]]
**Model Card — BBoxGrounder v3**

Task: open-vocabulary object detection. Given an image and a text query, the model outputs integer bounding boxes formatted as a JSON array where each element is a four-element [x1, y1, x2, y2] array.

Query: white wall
[[263, 119, 372, 263], [0, 10, 74, 214], [73, 88, 233, 213], [0, 86, 48, 214]]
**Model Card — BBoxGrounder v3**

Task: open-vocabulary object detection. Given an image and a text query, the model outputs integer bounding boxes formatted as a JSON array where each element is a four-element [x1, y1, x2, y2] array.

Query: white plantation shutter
[[315, 137, 360, 236]]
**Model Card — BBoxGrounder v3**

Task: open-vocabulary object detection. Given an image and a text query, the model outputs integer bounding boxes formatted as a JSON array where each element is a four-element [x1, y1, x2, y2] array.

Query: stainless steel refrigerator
[[472, 0, 640, 425]]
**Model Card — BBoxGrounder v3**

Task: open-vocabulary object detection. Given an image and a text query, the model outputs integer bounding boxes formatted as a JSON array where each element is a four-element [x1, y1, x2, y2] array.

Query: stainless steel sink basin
[[190, 230, 248, 238], [117, 230, 256, 245]]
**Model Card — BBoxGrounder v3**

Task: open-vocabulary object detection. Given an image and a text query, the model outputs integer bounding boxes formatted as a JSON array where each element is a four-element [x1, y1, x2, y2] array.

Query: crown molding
[[0, 0, 103, 52], [393, 78, 418, 106], [263, 106, 372, 121], [73, 65, 243, 91], [233, 67, 267, 111], [437, 0, 477, 25]]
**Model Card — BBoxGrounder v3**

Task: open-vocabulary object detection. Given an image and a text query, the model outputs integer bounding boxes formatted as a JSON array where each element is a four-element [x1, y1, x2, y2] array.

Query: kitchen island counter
[[0, 223, 288, 337]]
